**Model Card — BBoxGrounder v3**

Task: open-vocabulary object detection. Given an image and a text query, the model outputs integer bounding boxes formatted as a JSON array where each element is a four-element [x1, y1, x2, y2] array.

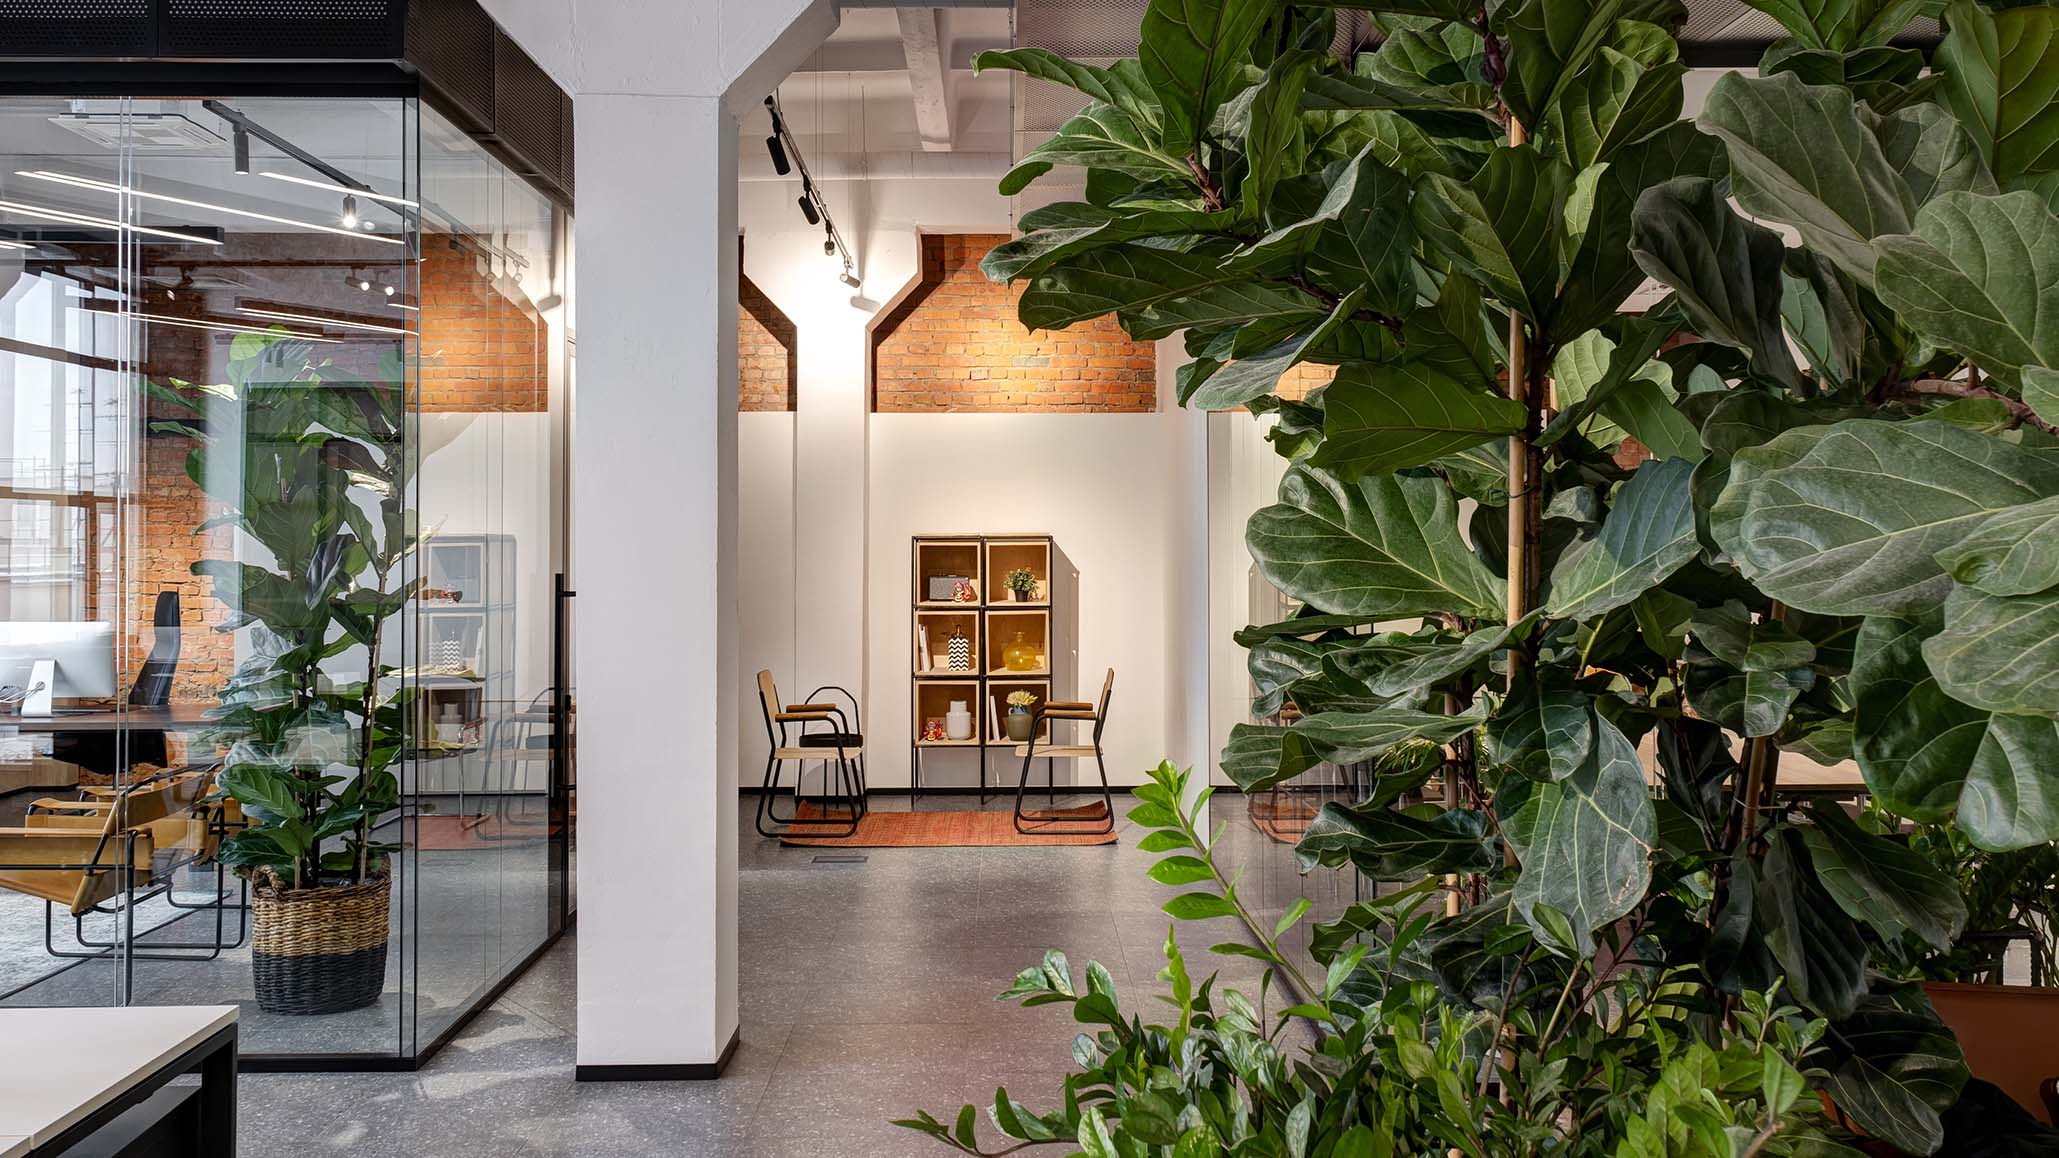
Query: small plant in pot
[[152, 335, 418, 1016], [1005, 567, 1037, 603], [1004, 690, 1039, 742]]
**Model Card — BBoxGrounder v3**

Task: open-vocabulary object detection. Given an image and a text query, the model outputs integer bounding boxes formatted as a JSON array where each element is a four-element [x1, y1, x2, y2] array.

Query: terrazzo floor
[[234, 790, 1337, 1156]]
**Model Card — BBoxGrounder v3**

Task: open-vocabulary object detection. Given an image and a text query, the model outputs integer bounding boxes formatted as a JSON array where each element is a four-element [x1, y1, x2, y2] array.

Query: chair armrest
[[786, 702, 836, 712], [30, 798, 113, 812], [1045, 701, 1093, 710], [1040, 709, 1098, 721], [775, 711, 834, 722]]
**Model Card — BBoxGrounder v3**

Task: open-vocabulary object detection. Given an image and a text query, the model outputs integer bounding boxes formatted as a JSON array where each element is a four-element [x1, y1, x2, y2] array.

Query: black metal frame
[[754, 679, 868, 839], [1012, 673, 1116, 836]]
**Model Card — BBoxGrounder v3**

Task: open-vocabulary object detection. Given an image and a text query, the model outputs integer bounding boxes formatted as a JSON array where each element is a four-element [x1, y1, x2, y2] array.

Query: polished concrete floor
[[238, 791, 1333, 1156]]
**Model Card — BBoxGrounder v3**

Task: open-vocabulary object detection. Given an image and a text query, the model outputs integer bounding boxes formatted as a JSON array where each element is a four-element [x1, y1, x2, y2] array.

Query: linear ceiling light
[[0, 239, 32, 250], [236, 306, 410, 335], [0, 199, 220, 245], [19, 171, 404, 245], [389, 302, 418, 312], [259, 171, 417, 208], [74, 306, 339, 343]]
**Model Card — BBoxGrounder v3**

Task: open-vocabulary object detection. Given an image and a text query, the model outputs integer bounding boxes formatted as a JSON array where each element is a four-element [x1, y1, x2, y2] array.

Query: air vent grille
[[0, 0, 153, 56], [160, 0, 404, 57], [405, 0, 494, 130]]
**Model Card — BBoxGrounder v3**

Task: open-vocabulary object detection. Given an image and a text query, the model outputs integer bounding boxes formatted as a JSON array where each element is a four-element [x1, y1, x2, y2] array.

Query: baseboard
[[575, 1025, 740, 1082]]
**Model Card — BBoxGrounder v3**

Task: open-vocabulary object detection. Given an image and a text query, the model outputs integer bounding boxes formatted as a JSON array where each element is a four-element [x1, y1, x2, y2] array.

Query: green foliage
[[151, 335, 417, 890], [940, 0, 2059, 1152], [902, 764, 1857, 1157]]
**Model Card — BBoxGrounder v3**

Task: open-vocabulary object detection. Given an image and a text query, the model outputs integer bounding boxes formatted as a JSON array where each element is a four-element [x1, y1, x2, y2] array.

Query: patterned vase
[[947, 631, 971, 671]]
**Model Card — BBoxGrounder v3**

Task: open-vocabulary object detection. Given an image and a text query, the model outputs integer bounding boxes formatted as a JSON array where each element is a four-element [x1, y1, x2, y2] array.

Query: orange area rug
[[777, 804, 1119, 848]]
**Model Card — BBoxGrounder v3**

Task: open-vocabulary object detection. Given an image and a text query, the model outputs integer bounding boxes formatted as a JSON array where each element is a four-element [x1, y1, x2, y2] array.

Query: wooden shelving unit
[[911, 533, 1060, 797]]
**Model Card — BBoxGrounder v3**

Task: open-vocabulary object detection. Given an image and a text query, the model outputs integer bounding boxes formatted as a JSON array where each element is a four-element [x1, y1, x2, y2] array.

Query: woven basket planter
[[251, 872, 391, 1016]]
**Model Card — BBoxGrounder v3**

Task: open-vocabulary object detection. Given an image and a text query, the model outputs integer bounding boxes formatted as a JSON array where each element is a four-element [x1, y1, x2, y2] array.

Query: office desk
[[5, 706, 216, 735], [0, 1005, 237, 1157]]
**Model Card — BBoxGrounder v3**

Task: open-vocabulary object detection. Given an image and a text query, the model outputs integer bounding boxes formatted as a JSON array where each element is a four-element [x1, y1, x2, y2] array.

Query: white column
[[572, 93, 740, 1074]]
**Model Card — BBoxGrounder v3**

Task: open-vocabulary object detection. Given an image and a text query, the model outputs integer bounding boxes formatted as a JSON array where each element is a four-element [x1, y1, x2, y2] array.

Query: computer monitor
[[0, 621, 117, 714]]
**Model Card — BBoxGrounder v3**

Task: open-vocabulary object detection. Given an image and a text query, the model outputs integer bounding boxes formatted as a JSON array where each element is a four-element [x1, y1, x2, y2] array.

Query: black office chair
[[52, 593, 178, 777]]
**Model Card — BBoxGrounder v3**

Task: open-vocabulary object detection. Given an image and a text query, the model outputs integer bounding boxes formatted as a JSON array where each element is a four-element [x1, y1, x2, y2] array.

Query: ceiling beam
[[897, 7, 955, 152]]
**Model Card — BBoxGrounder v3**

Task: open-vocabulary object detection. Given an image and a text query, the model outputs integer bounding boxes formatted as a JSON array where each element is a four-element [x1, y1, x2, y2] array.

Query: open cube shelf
[[984, 539, 1052, 605], [913, 609, 981, 675], [987, 678, 1052, 746], [914, 538, 983, 607], [913, 679, 983, 747], [985, 609, 1049, 677]]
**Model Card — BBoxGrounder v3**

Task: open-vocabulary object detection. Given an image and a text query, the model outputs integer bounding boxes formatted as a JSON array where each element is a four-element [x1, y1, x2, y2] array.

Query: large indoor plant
[[152, 333, 419, 1015], [904, 0, 2059, 1151]]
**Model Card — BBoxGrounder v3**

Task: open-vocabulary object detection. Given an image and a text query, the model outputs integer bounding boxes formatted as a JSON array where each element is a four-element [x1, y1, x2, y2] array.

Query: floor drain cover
[[811, 854, 868, 864]]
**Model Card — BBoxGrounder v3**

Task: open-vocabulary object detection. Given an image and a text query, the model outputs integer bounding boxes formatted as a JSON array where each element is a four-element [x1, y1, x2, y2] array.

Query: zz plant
[[150, 333, 418, 892], [908, 0, 2059, 1152]]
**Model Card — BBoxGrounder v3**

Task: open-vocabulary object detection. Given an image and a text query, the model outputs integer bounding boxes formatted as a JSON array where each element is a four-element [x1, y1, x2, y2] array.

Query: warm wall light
[[0, 198, 220, 245], [18, 171, 400, 245], [259, 171, 417, 208]]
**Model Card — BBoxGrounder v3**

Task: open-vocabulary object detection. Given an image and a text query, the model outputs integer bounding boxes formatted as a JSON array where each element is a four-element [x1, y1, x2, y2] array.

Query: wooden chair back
[[756, 670, 783, 745], [0, 779, 178, 915]]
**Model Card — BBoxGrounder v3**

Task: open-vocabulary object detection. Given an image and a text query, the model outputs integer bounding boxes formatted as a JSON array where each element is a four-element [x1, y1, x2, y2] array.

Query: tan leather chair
[[1012, 669, 1115, 835], [753, 670, 865, 838], [0, 779, 176, 916]]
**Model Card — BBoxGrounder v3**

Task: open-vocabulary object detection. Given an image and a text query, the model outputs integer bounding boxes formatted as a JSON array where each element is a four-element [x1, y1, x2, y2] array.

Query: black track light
[[232, 127, 250, 175], [766, 134, 791, 175], [798, 194, 820, 226]]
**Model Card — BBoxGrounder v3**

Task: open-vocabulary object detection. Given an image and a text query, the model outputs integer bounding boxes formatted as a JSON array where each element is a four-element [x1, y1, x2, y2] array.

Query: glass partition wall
[[0, 93, 570, 1066]]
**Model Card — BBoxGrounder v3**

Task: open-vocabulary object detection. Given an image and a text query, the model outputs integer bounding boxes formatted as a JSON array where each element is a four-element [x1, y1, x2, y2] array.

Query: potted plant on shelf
[[900, 0, 2059, 1151], [1005, 567, 1038, 603], [1004, 690, 1039, 742], [151, 335, 419, 1016]]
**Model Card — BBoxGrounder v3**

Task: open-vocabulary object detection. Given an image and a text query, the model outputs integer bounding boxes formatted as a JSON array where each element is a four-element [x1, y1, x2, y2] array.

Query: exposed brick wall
[[418, 237, 548, 413], [739, 272, 797, 412], [136, 325, 235, 705], [872, 234, 1156, 413]]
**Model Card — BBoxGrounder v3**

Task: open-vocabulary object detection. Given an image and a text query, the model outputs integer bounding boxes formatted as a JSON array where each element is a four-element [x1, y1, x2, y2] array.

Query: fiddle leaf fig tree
[[900, 0, 2059, 1153], [150, 333, 419, 891]]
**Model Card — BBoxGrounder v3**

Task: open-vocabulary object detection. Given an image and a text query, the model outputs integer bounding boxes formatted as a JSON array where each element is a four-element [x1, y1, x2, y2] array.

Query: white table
[[0, 1005, 237, 1156]]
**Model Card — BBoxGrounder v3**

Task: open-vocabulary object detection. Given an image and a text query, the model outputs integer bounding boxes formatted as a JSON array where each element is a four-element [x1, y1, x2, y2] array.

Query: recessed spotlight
[[382, 284, 395, 297]]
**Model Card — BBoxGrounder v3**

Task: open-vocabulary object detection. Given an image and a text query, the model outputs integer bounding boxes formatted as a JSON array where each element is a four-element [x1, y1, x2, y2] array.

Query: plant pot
[[1925, 981, 2059, 1124], [251, 872, 391, 1016], [1006, 708, 1035, 742], [1012, 589, 1032, 602]]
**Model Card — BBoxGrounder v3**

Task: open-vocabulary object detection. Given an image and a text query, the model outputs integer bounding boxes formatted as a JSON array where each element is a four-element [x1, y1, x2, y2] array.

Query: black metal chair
[[753, 670, 866, 838], [1012, 669, 1116, 835]]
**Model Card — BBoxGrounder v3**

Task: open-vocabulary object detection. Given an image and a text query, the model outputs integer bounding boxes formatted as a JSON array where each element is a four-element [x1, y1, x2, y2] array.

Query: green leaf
[[1935, 0, 2059, 187], [1139, 0, 1273, 156], [1867, 98, 1997, 207], [1274, 896, 1312, 939], [1487, 678, 1593, 781], [1851, 615, 2059, 850], [1496, 0, 1675, 130], [1295, 801, 1497, 879], [1746, 0, 1935, 50], [1924, 583, 2059, 715], [1413, 144, 1568, 320], [1163, 891, 1240, 920], [2028, 366, 2059, 426], [1221, 723, 1323, 792], [1148, 855, 1217, 886], [1501, 713, 1656, 952], [1186, 288, 1368, 410], [999, 102, 1193, 196], [1690, 601, 1819, 737], [1629, 176, 1798, 390], [1232, 54, 1311, 218], [1874, 190, 2059, 383], [982, 204, 1235, 282], [1555, 121, 1729, 336], [973, 50, 1162, 131], [1290, 704, 1488, 766], [1308, 362, 1527, 479], [1363, 613, 1539, 700], [1936, 493, 2059, 595], [1020, 244, 1318, 335], [1234, 143, 1415, 314], [1822, 993, 1969, 1156], [1546, 457, 1701, 620], [1801, 801, 1967, 952], [1545, 44, 1686, 170], [1248, 465, 1505, 620], [1757, 827, 1870, 1019], [1713, 419, 2059, 616], [1539, 320, 1677, 448], [1697, 69, 1914, 285]]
